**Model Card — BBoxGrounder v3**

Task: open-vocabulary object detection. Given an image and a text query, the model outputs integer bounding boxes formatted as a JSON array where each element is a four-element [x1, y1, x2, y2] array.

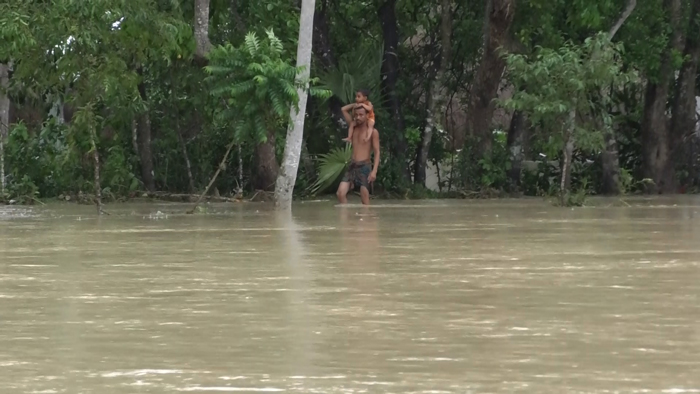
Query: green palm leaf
[[308, 145, 352, 195], [317, 43, 384, 104]]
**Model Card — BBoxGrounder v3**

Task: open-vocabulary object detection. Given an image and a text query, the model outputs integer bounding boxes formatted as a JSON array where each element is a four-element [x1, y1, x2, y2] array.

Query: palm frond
[[316, 42, 384, 104], [308, 145, 352, 195]]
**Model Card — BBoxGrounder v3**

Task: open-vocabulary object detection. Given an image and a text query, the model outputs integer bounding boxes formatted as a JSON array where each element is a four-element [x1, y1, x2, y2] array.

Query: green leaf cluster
[[503, 32, 636, 154], [206, 29, 330, 145]]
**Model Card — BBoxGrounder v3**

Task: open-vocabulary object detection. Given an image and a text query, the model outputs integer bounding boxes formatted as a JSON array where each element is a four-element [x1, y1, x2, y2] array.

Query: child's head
[[355, 89, 370, 103]]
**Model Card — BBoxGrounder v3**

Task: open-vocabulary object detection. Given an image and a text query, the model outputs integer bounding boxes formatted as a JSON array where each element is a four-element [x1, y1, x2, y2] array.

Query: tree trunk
[[601, 0, 637, 195], [237, 144, 243, 195], [310, 3, 346, 132], [137, 81, 156, 192], [560, 109, 576, 205], [228, 0, 246, 34], [415, 0, 453, 186], [89, 123, 103, 214], [378, 0, 410, 181], [415, 87, 436, 185], [312, 0, 334, 69], [276, 0, 316, 209], [194, 0, 212, 59], [188, 139, 236, 214], [506, 110, 527, 187], [600, 0, 636, 195], [465, 0, 516, 154], [670, 0, 700, 182], [312, 1, 347, 133], [255, 133, 279, 191], [0, 63, 9, 196], [601, 130, 621, 194], [608, 0, 637, 39], [641, 0, 682, 193], [131, 118, 138, 156], [301, 139, 315, 182], [176, 118, 195, 193]]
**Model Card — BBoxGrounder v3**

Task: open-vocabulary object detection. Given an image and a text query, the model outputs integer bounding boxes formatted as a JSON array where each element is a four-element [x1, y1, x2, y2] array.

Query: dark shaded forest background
[[1, 0, 699, 206]]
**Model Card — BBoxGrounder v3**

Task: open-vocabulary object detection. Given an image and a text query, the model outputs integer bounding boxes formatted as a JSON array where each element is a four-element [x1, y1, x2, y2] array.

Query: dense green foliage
[[1, 0, 699, 206]]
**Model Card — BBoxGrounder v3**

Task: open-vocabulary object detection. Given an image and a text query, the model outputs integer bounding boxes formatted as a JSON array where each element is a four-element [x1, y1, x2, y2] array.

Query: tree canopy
[[1, 0, 699, 207]]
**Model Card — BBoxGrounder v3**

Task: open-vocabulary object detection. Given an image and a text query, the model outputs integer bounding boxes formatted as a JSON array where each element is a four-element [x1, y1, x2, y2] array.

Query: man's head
[[355, 89, 370, 104], [354, 105, 368, 125]]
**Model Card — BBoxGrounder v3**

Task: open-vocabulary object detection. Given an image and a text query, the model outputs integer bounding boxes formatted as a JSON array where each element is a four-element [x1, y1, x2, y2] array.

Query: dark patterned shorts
[[342, 160, 372, 190]]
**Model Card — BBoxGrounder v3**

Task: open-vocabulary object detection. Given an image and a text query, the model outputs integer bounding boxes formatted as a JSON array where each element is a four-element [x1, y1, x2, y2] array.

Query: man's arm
[[341, 103, 355, 125], [370, 129, 380, 182]]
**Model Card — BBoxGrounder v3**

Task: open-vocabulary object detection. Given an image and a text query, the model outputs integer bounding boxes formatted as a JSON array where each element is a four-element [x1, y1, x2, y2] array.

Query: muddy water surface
[[1, 197, 699, 393]]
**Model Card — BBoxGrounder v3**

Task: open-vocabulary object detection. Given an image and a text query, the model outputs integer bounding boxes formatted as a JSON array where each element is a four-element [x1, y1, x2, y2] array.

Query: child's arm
[[357, 103, 372, 112]]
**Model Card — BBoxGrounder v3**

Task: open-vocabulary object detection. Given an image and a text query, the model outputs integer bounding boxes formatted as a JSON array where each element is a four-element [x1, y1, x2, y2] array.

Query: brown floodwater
[[1, 196, 699, 393]]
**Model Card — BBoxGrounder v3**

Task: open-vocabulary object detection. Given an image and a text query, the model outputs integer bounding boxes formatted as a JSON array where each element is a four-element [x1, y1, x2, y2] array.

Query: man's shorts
[[342, 160, 372, 190]]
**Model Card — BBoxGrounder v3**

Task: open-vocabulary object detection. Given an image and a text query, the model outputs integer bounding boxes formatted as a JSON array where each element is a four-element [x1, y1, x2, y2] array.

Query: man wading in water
[[336, 105, 380, 205]]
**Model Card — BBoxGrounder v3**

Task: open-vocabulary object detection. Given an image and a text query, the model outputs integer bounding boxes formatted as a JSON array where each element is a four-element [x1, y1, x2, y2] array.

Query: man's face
[[354, 107, 367, 125]]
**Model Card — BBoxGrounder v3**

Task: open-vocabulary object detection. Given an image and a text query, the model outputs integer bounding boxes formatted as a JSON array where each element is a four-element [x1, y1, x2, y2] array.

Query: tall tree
[[466, 0, 516, 155], [194, 0, 212, 60], [640, 0, 683, 193], [414, 0, 453, 186], [504, 34, 633, 205], [506, 110, 526, 187], [275, 0, 316, 208], [136, 75, 156, 192], [0, 1, 32, 198], [378, 0, 410, 181], [670, 0, 700, 177], [312, 0, 346, 133], [0, 63, 8, 195], [601, 0, 637, 195]]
